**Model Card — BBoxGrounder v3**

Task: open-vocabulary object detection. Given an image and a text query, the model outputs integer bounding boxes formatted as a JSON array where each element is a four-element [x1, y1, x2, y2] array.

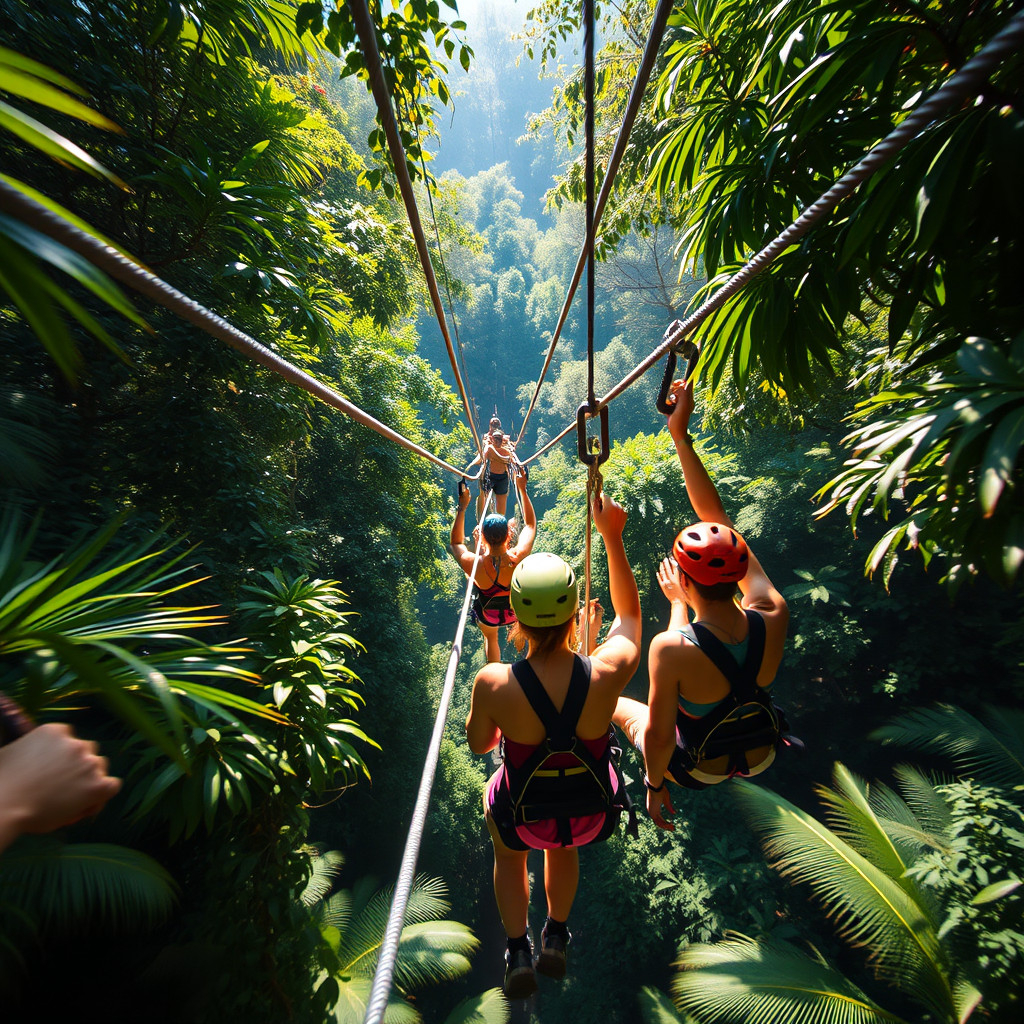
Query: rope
[[520, 9, 1024, 466], [516, 0, 674, 446], [0, 180, 484, 481], [346, 0, 484, 456], [584, 0, 597, 413], [362, 494, 494, 1024]]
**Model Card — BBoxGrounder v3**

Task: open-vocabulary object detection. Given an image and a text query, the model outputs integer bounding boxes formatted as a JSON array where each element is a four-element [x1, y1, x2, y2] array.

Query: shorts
[[486, 470, 510, 496], [471, 596, 517, 628]]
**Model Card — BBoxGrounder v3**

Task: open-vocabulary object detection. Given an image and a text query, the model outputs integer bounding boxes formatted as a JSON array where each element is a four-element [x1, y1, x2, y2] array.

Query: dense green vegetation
[[1, 1, 1022, 1022]]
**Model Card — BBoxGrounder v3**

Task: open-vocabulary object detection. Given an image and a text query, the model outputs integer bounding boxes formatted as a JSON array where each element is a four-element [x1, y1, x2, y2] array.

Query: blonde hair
[[508, 615, 579, 658]]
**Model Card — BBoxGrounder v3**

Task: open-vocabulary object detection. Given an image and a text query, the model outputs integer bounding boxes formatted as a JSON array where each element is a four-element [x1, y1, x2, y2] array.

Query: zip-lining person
[[613, 377, 790, 830], [450, 470, 537, 663], [465, 491, 641, 998], [469, 416, 519, 519]]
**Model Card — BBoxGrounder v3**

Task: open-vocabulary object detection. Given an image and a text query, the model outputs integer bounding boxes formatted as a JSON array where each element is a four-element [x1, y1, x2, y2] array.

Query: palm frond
[[328, 975, 420, 1024], [320, 889, 353, 932], [890, 765, 954, 841], [733, 782, 956, 1020], [673, 935, 909, 1024], [819, 765, 917, 885], [301, 848, 345, 907], [871, 705, 1024, 788], [442, 988, 510, 1024], [392, 920, 477, 990], [637, 984, 688, 1024], [0, 837, 176, 931]]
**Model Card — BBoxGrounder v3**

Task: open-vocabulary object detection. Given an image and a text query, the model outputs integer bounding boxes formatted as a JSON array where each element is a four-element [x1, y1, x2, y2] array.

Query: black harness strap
[[687, 610, 765, 702], [510, 655, 591, 750]]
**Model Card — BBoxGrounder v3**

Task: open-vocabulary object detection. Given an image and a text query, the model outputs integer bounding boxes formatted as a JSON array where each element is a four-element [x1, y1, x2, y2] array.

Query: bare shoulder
[[473, 661, 511, 694], [590, 634, 640, 692]]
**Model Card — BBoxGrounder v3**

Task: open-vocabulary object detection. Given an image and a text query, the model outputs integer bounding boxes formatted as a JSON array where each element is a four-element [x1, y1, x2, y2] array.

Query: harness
[[674, 610, 790, 778], [472, 557, 515, 627], [503, 655, 636, 847]]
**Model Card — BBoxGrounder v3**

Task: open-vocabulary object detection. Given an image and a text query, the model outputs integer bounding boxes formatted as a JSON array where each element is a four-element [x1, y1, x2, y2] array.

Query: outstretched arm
[[449, 482, 478, 575], [510, 474, 536, 559], [664, 379, 786, 617], [591, 493, 641, 683]]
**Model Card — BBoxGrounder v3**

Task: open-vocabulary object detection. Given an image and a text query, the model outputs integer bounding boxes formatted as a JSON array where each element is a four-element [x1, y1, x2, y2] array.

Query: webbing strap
[[510, 656, 592, 749], [688, 610, 766, 702]]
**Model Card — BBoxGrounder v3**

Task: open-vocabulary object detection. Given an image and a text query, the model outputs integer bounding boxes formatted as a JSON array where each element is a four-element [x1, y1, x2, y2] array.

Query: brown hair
[[508, 615, 578, 658], [685, 575, 739, 603]]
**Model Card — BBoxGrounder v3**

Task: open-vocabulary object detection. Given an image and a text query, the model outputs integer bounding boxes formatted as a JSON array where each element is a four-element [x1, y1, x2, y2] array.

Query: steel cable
[[0, 180, 483, 481], [515, 0, 674, 446], [521, 9, 1024, 466], [362, 493, 494, 1024], [347, 0, 484, 456]]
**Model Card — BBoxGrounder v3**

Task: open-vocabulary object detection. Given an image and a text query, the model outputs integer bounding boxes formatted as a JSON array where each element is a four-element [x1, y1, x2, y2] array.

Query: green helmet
[[510, 553, 578, 626]]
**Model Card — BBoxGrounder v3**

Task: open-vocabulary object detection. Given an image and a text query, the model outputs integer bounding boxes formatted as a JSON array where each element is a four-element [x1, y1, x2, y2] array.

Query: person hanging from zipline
[[613, 378, 790, 830], [469, 416, 519, 519], [465, 491, 641, 999], [450, 470, 537, 663]]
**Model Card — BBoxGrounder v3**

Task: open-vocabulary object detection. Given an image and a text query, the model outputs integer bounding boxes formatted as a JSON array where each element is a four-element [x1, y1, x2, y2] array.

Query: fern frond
[[442, 988, 510, 1024], [0, 837, 176, 931], [392, 920, 476, 990], [673, 935, 908, 1024], [872, 705, 1024, 787], [301, 849, 345, 907], [733, 782, 956, 1020]]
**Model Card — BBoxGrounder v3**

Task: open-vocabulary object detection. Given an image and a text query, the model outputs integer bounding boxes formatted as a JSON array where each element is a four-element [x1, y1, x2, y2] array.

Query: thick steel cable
[[520, 9, 1024, 466], [363, 493, 494, 1024], [516, 0, 674, 446], [347, 0, 483, 456], [584, 0, 597, 412], [0, 180, 483, 481]]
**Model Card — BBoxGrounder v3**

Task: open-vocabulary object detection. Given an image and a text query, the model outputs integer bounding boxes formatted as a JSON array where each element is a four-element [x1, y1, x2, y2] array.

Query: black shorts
[[486, 471, 510, 496]]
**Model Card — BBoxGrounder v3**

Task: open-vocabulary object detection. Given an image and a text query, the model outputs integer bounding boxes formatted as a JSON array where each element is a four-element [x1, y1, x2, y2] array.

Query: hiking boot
[[534, 926, 569, 980], [503, 947, 537, 1000]]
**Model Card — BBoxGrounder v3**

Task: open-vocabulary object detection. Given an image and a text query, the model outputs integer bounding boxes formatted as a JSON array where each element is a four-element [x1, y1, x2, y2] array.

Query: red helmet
[[673, 522, 749, 586]]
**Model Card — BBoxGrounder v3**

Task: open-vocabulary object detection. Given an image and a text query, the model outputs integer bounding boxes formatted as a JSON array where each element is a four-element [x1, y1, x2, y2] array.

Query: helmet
[[481, 514, 509, 545], [672, 522, 749, 586], [510, 553, 578, 626]]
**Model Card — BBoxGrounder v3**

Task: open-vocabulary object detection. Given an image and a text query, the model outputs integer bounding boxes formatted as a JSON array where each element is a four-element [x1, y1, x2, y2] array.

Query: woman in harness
[[613, 378, 789, 830], [465, 492, 641, 999], [450, 470, 536, 663], [469, 417, 518, 519]]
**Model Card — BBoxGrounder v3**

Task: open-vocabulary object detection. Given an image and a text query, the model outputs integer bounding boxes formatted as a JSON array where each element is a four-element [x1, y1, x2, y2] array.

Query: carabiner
[[577, 402, 610, 466], [656, 322, 701, 414]]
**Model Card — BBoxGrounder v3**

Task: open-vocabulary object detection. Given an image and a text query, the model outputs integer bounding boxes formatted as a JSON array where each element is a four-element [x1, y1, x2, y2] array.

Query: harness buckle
[[576, 402, 609, 467]]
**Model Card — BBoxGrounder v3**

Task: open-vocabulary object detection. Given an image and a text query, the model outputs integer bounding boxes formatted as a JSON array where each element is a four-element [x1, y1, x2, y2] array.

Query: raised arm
[[665, 379, 786, 617], [509, 473, 536, 560], [590, 493, 641, 682], [449, 481, 478, 575]]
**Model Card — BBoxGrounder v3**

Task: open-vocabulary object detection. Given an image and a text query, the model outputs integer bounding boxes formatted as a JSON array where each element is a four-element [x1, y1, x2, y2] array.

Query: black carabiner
[[577, 402, 610, 466], [656, 322, 701, 414]]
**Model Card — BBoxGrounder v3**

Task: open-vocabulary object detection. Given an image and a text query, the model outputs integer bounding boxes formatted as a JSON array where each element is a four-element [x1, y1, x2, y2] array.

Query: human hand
[[586, 598, 604, 639], [645, 783, 676, 832], [666, 379, 694, 441], [657, 557, 686, 606], [457, 480, 471, 511], [0, 723, 121, 836], [592, 492, 626, 538]]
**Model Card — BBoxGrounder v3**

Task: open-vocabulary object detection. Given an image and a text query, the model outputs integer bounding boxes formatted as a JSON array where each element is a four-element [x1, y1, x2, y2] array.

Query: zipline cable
[[584, 0, 597, 413], [347, 0, 483, 456], [520, 8, 1024, 466], [0, 180, 484, 482], [362, 492, 495, 1024], [515, 0, 674, 447]]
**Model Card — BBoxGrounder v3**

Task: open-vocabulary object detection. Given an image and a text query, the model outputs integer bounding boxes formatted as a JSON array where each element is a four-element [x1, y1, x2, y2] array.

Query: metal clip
[[656, 321, 701, 414], [576, 402, 609, 466]]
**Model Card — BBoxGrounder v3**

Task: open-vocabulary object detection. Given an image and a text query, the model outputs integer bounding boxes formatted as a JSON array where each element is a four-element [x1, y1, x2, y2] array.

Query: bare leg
[[485, 803, 530, 937], [496, 493, 508, 516], [543, 847, 579, 922], [479, 624, 501, 663], [612, 696, 649, 749]]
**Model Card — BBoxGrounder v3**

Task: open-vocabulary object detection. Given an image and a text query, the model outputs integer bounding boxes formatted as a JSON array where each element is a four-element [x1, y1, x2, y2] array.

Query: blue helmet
[[481, 514, 509, 544]]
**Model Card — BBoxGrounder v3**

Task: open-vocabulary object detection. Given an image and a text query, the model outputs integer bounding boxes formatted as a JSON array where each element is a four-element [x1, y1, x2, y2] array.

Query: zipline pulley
[[656, 322, 701, 414], [576, 403, 609, 467]]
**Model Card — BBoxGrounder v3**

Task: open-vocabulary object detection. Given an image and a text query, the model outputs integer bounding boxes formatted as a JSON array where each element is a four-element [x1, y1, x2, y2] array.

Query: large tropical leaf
[[673, 935, 908, 1024], [301, 848, 345, 907], [732, 781, 957, 1020], [327, 973, 419, 1024], [442, 988, 510, 1024], [871, 704, 1024, 788], [0, 837, 176, 931], [391, 920, 476, 991], [638, 984, 689, 1024]]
